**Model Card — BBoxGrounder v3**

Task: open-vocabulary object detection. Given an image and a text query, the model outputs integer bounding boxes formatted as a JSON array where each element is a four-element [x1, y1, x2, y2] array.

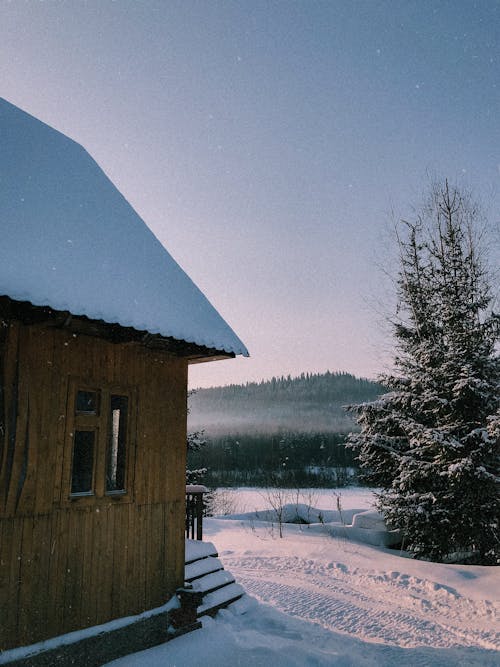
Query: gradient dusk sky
[[1, 1, 499, 388]]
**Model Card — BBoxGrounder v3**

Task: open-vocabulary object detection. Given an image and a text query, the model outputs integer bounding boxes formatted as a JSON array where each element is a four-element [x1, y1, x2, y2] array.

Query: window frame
[[62, 378, 136, 506]]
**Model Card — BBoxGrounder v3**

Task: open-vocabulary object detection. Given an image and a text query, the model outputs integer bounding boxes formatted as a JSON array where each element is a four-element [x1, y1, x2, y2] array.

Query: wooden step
[[185, 539, 218, 565], [197, 582, 245, 617], [185, 556, 224, 583], [191, 569, 236, 595]]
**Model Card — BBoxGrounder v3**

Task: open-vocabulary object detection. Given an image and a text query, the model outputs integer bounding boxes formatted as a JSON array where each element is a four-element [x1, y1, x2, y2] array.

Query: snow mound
[[222, 504, 402, 548], [351, 510, 387, 530]]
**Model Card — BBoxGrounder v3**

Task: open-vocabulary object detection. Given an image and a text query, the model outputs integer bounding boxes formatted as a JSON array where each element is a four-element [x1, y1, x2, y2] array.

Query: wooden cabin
[[0, 98, 248, 655]]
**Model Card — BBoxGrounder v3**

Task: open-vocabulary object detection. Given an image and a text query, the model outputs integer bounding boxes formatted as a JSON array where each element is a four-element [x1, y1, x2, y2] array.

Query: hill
[[188, 371, 385, 435]]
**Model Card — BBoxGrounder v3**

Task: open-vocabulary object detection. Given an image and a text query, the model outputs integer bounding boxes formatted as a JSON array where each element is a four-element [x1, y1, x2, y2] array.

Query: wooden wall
[[0, 320, 188, 650]]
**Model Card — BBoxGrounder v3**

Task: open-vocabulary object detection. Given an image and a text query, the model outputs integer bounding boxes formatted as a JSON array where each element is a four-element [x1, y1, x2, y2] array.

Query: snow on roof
[[0, 98, 248, 357]]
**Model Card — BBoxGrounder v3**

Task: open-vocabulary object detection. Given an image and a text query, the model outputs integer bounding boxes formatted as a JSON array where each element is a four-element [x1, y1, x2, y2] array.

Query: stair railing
[[185, 485, 208, 540]]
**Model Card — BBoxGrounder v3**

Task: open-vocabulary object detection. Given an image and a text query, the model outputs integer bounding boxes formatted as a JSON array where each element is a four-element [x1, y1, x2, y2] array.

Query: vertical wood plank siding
[[0, 322, 188, 650]]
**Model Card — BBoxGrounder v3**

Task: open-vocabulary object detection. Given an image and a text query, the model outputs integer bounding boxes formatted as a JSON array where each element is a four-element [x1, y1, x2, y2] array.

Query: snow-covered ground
[[108, 488, 499, 666], [212, 485, 377, 514]]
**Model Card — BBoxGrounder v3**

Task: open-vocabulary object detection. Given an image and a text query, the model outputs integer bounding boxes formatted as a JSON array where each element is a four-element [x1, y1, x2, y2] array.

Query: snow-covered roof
[[0, 98, 248, 358]]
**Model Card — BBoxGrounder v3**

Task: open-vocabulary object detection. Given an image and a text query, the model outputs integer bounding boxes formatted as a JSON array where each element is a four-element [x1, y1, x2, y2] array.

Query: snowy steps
[[184, 540, 245, 618]]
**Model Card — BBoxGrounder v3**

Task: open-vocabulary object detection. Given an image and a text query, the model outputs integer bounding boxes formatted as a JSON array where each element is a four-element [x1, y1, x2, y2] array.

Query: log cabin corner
[[0, 98, 248, 661]]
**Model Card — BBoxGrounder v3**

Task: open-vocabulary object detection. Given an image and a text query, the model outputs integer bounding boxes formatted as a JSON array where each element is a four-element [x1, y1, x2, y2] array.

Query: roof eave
[[0, 296, 240, 360]]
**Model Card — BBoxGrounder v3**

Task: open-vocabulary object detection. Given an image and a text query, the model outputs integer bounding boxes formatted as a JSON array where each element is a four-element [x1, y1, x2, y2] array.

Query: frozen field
[[109, 487, 499, 666]]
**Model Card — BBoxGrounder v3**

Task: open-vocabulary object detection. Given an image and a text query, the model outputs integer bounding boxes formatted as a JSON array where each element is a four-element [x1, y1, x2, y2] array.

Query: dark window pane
[[106, 395, 128, 492], [71, 431, 95, 494], [76, 390, 99, 415]]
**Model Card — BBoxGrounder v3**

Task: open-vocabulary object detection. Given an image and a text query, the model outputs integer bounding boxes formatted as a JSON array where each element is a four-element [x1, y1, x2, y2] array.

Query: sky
[[1, 0, 499, 388]]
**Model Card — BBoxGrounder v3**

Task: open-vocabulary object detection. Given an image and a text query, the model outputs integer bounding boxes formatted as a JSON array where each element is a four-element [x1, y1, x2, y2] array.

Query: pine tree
[[186, 389, 208, 485], [349, 181, 500, 564]]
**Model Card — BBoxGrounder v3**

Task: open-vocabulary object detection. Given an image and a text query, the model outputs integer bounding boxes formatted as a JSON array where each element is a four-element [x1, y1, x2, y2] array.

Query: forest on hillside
[[188, 371, 385, 435], [187, 372, 386, 487]]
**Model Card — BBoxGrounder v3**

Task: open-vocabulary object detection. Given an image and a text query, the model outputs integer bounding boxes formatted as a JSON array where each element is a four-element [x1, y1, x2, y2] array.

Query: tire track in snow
[[239, 575, 490, 650], [223, 555, 499, 651]]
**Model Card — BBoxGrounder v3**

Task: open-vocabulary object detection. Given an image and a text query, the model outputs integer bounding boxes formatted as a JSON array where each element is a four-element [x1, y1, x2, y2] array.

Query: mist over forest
[[188, 371, 385, 435], [187, 372, 386, 486]]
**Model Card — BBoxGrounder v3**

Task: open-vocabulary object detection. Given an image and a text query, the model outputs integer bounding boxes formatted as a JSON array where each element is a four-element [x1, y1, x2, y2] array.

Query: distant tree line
[[194, 371, 382, 404], [187, 430, 360, 488]]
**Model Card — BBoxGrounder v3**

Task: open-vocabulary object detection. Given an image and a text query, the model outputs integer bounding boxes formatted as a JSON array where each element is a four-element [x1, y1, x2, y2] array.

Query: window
[[76, 390, 99, 415], [67, 382, 134, 501], [106, 395, 128, 492], [71, 430, 95, 494]]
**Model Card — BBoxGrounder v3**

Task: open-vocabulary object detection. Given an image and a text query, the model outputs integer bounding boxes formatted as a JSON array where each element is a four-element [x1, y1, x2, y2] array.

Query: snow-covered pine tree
[[349, 181, 500, 564]]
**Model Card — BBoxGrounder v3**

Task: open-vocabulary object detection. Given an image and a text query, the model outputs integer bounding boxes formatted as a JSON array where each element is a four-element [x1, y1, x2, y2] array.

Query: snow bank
[[221, 504, 402, 548], [351, 510, 387, 530]]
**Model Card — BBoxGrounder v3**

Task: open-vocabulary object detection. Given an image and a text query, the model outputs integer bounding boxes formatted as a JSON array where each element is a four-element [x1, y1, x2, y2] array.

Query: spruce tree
[[349, 181, 500, 564]]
